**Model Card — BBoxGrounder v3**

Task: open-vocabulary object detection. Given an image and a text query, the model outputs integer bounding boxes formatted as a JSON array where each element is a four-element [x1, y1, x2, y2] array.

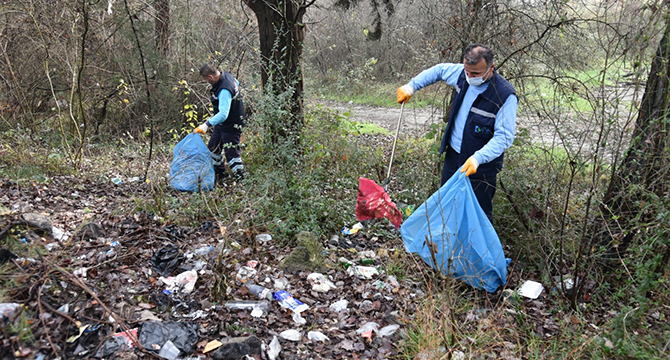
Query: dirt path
[[313, 100, 444, 136], [314, 96, 635, 163]]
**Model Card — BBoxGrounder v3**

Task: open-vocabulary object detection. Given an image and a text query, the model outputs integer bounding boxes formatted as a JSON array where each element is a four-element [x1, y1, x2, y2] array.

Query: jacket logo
[[474, 125, 492, 135]]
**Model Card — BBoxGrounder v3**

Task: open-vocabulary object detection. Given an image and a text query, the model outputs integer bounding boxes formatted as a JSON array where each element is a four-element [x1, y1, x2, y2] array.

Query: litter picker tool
[[355, 102, 405, 228]]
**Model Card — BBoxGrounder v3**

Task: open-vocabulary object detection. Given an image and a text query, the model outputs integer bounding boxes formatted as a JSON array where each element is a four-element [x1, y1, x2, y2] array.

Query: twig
[[38, 281, 60, 358], [38, 297, 79, 326]]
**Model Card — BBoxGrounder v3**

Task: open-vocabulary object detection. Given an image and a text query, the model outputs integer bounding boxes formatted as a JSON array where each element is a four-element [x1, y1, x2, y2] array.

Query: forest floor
[[1, 98, 667, 360]]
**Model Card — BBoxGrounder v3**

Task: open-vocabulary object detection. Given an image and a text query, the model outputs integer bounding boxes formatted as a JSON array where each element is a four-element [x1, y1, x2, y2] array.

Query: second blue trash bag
[[400, 172, 509, 293], [169, 134, 215, 192]]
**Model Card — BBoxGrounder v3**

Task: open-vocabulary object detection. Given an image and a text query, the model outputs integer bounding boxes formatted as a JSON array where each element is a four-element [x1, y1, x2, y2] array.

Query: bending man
[[194, 64, 245, 183], [397, 44, 518, 221]]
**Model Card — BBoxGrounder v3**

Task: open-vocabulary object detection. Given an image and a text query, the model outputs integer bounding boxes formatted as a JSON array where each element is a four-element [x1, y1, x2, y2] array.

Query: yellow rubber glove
[[193, 123, 208, 135], [460, 157, 479, 177], [397, 84, 414, 104]]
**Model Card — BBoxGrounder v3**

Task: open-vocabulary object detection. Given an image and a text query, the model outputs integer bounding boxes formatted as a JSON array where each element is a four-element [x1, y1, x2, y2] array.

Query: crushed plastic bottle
[[246, 284, 273, 300], [224, 300, 269, 314], [273, 290, 309, 313], [194, 245, 214, 256]]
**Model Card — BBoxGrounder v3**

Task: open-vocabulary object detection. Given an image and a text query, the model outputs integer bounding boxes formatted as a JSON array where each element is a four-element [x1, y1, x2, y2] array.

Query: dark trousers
[[441, 147, 497, 221], [208, 124, 243, 177]]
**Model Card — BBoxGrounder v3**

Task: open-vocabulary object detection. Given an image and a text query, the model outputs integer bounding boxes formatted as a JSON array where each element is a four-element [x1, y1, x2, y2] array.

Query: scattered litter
[[203, 339, 223, 353], [273, 277, 290, 290], [356, 321, 379, 339], [266, 336, 281, 360], [357, 250, 376, 259], [52, 226, 68, 241], [137, 321, 198, 354], [159, 270, 198, 293], [279, 329, 301, 342], [137, 310, 161, 321], [256, 233, 272, 242], [338, 257, 353, 269], [307, 331, 329, 342], [341, 222, 363, 235], [0, 303, 21, 320], [66, 324, 94, 343], [73, 267, 87, 279], [274, 290, 309, 313], [235, 266, 257, 284], [307, 273, 337, 292], [329, 299, 349, 313], [292, 311, 306, 325], [378, 324, 400, 337], [386, 275, 400, 288], [158, 340, 180, 360], [224, 300, 269, 316], [111, 177, 122, 185], [151, 245, 185, 277], [518, 280, 544, 299], [246, 284, 274, 300], [194, 245, 214, 256], [347, 265, 379, 279], [246, 260, 259, 269]]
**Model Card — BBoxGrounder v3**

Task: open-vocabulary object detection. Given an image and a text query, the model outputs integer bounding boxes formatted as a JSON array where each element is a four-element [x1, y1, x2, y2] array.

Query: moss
[[280, 231, 332, 273]]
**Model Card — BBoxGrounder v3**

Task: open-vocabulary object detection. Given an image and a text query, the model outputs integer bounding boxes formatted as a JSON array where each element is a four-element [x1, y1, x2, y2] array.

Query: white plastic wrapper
[[307, 331, 330, 342], [329, 299, 349, 313], [279, 329, 302, 342]]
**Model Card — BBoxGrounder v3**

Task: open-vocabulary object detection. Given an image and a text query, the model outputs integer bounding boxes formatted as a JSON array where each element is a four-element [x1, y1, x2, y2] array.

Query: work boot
[[233, 169, 245, 182], [215, 171, 229, 187]]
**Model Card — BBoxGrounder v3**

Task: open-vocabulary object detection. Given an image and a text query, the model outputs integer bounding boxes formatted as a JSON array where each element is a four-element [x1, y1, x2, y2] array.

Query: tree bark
[[597, 17, 670, 260], [155, 0, 170, 56], [243, 0, 307, 139]]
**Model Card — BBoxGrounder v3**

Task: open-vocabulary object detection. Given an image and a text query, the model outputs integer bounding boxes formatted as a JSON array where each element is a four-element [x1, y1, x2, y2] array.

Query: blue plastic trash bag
[[169, 134, 215, 192], [400, 172, 509, 292]]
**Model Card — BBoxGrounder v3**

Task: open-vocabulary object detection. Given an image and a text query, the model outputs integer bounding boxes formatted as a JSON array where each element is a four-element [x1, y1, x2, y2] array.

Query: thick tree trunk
[[243, 0, 306, 139], [597, 19, 670, 260], [154, 0, 170, 56]]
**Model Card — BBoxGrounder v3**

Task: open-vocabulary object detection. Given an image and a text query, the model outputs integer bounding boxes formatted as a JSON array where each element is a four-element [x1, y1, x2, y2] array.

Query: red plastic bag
[[355, 177, 402, 228]]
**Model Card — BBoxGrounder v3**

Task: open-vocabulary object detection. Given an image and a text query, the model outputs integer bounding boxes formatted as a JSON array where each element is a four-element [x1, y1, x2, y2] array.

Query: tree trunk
[[243, 0, 306, 139], [155, 0, 170, 56], [597, 18, 670, 261]]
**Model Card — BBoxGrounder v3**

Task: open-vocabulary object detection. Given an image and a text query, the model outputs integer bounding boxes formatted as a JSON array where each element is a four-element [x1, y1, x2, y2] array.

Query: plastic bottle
[[224, 300, 269, 312], [246, 284, 274, 300], [194, 245, 214, 256]]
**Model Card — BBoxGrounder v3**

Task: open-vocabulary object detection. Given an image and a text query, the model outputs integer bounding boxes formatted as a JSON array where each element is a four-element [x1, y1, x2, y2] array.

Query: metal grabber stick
[[383, 101, 405, 191]]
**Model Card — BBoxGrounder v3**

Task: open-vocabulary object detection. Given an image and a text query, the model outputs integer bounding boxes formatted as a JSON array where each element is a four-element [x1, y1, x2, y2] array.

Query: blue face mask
[[466, 66, 491, 87]]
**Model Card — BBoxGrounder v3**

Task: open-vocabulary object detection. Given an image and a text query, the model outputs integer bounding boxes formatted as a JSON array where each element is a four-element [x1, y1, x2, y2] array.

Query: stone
[[280, 231, 331, 273], [209, 336, 261, 360], [72, 221, 103, 240], [21, 213, 52, 233]]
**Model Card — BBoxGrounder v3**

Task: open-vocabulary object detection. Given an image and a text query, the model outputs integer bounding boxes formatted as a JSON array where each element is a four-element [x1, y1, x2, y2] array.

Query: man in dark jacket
[[397, 44, 518, 220], [194, 63, 245, 183]]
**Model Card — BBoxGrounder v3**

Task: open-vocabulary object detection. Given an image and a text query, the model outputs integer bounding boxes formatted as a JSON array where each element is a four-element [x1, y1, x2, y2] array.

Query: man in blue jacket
[[397, 44, 518, 220], [194, 64, 245, 183]]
